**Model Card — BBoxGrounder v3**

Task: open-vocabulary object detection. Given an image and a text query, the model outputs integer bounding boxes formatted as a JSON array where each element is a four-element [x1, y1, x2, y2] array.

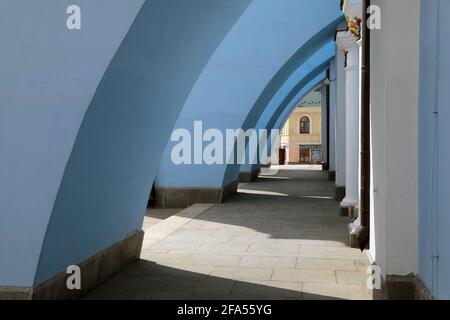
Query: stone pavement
[[85, 167, 372, 300], [142, 208, 181, 229]]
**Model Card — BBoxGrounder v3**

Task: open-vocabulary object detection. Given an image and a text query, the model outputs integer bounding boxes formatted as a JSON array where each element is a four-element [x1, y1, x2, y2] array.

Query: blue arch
[[273, 74, 327, 131], [240, 70, 329, 174], [1, 0, 145, 287], [267, 61, 331, 131], [238, 42, 335, 174], [32, 0, 252, 286], [156, 0, 343, 191]]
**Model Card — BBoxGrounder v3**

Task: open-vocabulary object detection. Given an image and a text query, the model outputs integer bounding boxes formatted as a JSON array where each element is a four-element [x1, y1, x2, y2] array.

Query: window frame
[[299, 115, 312, 134]]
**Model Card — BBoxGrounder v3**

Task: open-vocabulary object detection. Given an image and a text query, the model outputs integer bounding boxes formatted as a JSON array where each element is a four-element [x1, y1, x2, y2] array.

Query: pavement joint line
[[142, 204, 214, 250]]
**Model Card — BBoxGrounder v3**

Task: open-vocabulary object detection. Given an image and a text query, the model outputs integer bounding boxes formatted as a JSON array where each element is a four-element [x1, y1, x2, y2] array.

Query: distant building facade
[[280, 89, 322, 164]]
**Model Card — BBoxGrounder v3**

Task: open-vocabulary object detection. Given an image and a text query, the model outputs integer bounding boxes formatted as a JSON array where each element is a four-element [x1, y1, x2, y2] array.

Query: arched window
[[299, 116, 311, 134]]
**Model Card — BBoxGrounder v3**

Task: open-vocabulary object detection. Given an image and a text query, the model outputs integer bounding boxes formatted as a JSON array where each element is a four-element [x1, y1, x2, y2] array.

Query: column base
[[373, 274, 433, 300], [328, 171, 336, 182], [0, 230, 144, 300], [340, 201, 356, 218], [335, 186, 346, 202], [348, 223, 360, 248], [340, 205, 349, 217], [239, 169, 260, 183], [339, 203, 356, 219], [154, 180, 238, 208]]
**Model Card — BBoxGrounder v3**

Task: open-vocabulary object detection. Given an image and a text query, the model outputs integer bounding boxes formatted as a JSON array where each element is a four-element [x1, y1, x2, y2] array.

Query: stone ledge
[[154, 180, 238, 208], [0, 230, 144, 300]]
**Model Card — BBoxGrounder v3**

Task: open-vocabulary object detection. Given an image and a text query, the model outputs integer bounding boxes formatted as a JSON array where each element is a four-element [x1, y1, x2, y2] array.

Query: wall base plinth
[[373, 275, 433, 300], [348, 223, 359, 248], [340, 206, 348, 217], [239, 169, 260, 183], [415, 277, 434, 300], [0, 230, 144, 300], [340, 196, 357, 218], [335, 186, 345, 202], [154, 180, 238, 208], [328, 171, 336, 182], [340, 204, 355, 218]]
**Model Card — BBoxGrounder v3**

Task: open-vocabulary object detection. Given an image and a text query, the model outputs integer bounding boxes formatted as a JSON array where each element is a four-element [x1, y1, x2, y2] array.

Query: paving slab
[[85, 168, 372, 300]]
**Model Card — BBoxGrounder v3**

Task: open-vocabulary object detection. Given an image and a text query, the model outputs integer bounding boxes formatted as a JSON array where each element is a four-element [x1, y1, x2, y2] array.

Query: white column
[[336, 32, 360, 211], [321, 82, 328, 167], [335, 46, 346, 189], [341, 0, 363, 244], [351, 41, 363, 232], [351, 41, 362, 231], [370, 0, 419, 278], [329, 59, 337, 174]]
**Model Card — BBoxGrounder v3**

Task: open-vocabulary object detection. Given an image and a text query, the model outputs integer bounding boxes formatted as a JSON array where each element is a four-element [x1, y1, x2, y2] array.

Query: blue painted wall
[[0, 0, 145, 287], [419, 0, 450, 299]]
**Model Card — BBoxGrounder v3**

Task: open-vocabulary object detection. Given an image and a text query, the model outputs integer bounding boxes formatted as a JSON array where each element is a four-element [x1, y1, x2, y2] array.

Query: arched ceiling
[[156, 0, 343, 188], [1, 0, 252, 287], [1, 0, 344, 287]]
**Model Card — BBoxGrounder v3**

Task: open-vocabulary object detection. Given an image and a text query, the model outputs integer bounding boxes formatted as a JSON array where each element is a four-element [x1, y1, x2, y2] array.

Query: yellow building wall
[[280, 106, 322, 164]]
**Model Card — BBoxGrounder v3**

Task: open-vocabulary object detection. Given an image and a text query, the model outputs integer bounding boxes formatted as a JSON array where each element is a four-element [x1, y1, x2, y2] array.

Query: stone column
[[336, 31, 360, 216]]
